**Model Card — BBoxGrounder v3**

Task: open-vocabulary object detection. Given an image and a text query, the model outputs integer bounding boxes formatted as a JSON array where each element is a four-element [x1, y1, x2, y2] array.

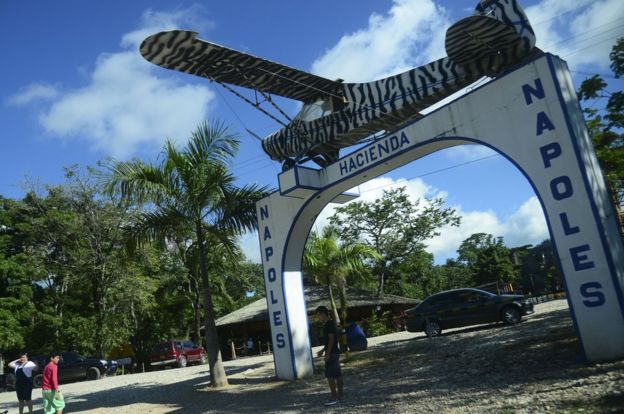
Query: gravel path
[[1, 299, 622, 413]]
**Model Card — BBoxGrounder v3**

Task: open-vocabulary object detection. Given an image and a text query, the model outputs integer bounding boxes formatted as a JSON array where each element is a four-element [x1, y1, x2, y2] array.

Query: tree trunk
[[190, 275, 201, 345], [196, 223, 228, 388], [93, 279, 104, 358], [337, 280, 348, 324], [191, 302, 201, 345], [337, 279, 351, 360], [327, 283, 341, 325], [376, 261, 386, 297]]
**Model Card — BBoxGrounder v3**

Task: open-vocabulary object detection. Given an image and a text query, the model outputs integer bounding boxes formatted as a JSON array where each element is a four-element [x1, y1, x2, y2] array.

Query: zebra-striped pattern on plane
[[140, 0, 540, 169], [139, 31, 342, 103], [263, 0, 539, 166]]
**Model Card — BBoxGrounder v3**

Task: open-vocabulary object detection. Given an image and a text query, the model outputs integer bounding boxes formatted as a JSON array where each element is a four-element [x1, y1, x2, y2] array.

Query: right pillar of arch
[[445, 53, 624, 362]]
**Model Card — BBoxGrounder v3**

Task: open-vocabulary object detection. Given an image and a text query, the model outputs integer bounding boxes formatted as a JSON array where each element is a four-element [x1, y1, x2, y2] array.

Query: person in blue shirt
[[345, 322, 368, 351]]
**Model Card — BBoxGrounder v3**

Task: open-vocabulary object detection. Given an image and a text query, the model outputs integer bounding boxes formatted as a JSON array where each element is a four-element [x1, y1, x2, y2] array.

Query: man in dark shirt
[[316, 306, 343, 405]]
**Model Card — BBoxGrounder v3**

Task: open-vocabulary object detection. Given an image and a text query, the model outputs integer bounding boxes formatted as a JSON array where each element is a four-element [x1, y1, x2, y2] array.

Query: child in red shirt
[[42, 352, 64, 414]]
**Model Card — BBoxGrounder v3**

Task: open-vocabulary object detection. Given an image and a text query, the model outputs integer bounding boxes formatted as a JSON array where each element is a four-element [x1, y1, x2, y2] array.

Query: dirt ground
[[1, 299, 623, 413]]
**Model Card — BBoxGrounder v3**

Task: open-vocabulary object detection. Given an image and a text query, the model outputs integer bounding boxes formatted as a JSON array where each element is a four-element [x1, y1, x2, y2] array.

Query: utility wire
[[357, 153, 501, 195]]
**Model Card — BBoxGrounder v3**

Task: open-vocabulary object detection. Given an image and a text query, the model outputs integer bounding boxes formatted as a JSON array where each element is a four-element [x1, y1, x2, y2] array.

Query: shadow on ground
[[3, 305, 621, 413]]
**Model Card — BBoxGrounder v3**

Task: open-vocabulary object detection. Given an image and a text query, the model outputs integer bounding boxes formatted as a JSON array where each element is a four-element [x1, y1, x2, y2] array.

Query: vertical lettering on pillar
[[522, 78, 545, 105], [260, 205, 269, 220], [522, 75, 607, 316], [258, 203, 286, 350], [536, 112, 556, 136]]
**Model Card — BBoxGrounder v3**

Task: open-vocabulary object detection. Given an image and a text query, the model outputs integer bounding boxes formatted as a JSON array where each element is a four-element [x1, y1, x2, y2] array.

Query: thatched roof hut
[[213, 285, 420, 358]]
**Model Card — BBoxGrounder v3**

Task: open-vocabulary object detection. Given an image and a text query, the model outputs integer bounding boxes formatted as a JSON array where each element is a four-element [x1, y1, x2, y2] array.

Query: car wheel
[[5, 373, 16, 391], [502, 306, 521, 325], [177, 355, 188, 368], [199, 352, 208, 365], [424, 319, 442, 337], [33, 374, 43, 388], [87, 367, 101, 380]]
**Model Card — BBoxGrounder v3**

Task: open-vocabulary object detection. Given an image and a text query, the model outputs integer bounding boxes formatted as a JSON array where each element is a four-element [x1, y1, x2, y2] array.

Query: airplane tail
[[446, 0, 537, 74]]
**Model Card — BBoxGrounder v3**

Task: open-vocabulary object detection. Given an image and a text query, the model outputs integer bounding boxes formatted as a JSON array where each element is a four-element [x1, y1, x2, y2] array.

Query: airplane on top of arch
[[140, 0, 543, 171]]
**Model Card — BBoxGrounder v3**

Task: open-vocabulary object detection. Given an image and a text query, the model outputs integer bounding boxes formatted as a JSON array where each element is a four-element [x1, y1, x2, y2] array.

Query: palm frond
[[188, 121, 239, 166], [104, 158, 178, 205], [125, 206, 191, 253], [213, 183, 271, 234]]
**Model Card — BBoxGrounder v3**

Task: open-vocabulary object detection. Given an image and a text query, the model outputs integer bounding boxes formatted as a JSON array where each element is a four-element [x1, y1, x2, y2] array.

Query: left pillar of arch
[[256, 192, 315, 380]]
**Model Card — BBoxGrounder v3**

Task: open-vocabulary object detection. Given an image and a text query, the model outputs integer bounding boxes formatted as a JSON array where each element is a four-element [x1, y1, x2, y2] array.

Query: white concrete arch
[[256, 54, 624, 380]]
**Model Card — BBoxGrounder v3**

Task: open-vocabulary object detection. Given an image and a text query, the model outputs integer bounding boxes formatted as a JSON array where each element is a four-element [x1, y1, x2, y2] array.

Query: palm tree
[[303, 226, 380, 325], [104, 121, 269, 387]]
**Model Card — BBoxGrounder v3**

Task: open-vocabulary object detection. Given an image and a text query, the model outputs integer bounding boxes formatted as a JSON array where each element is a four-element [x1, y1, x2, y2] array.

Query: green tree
[[329, 187, 460, 295], [303, 226, 380, 325], [61, 166, 140, 357], [513, 240, 561, 296], [211, 257, 266, 318], [0, 197, 36, 357], [457, 233, 517, 286], [383, 249, 434, 298], [577, 37, 624, 233], [105, 121, 268, 388]]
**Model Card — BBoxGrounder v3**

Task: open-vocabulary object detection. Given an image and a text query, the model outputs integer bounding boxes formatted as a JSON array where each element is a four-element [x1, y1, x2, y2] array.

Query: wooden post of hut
[[229, 339, 237, 360]]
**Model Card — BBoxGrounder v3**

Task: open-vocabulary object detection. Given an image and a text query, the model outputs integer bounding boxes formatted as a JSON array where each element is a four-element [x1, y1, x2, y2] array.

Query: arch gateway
[[255, 54, 624, 380]]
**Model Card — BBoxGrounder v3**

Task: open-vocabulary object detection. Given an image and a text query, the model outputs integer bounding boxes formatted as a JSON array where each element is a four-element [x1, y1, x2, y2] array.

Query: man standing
[[316, 306, 343, 406], [42, 352, 64, 414]]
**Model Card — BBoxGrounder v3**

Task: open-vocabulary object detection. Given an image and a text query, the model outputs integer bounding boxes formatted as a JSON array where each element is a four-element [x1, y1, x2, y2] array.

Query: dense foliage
[[577, 37, 624, 232], [329, 187, 460, 295], [0, 127, 267, 386]]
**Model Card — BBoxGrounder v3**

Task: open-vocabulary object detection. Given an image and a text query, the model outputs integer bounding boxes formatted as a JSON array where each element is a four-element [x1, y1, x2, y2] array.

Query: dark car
[[402, 288, 534, 337], [149, 340, 207, 369], [32, 351, 116, 387], [1, 372, 15, 392]]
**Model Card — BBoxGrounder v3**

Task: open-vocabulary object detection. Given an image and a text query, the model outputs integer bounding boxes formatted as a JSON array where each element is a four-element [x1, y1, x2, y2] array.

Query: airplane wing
[[140, 30, 342, 103]]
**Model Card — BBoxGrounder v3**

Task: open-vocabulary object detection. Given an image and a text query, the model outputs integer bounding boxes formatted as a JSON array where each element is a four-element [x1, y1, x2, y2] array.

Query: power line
[[570, 70, 620, 81], [565, 34, 624, 60], [358, 153, 501, 195], [531, 2, 595, 27]]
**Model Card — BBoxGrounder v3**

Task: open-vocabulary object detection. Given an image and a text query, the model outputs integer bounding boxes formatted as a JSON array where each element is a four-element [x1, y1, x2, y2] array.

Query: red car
[[149, 340, 207, 369]]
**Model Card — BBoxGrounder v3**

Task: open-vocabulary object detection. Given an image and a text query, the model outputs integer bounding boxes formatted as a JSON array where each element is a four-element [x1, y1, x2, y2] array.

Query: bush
[[364, 310, 395, 337]]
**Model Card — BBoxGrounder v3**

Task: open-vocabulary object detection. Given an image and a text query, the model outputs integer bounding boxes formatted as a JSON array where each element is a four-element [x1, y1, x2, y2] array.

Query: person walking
[[246, 337, 254, 355], [8, 352, 37, 414], [42, 351, 64, 414], [315, 305, 344, 406]]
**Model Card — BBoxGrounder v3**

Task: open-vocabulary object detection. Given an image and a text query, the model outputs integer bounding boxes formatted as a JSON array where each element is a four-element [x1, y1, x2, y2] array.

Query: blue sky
[[2, 0, 623, 263]]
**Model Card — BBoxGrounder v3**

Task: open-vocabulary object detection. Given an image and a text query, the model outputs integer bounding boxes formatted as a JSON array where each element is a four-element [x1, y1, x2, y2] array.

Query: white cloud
[[7, 83, 59, 106], [426, 196, 549, 262], [121, 7, 214, 50], [310, 0, 451, 82], [442, 144, 498, 162], [503, 196, 550, 246], [426, 209, 504, 261], [526, 0, 624, 70], [28, 8, 216, 158]]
